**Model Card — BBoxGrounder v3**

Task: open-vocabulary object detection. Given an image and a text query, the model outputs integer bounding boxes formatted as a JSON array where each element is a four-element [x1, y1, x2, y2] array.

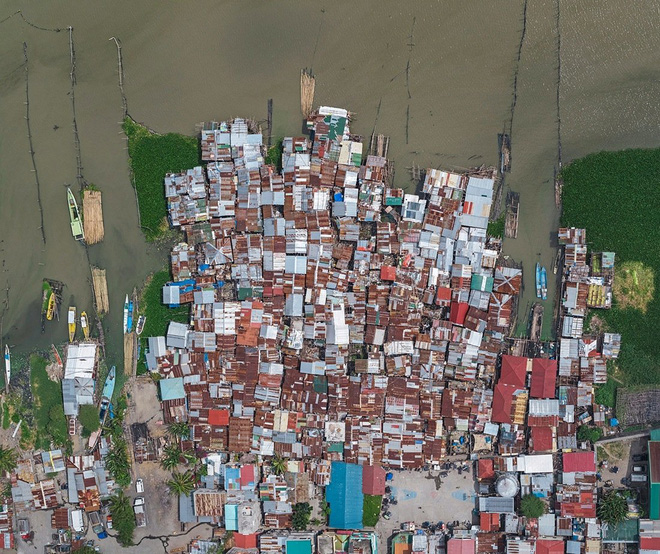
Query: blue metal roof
[[326, 461, 364, 529]]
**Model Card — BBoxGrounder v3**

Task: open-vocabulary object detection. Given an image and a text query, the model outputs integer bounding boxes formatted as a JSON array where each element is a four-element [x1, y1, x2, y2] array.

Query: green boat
[[67, 187, 84, 241]]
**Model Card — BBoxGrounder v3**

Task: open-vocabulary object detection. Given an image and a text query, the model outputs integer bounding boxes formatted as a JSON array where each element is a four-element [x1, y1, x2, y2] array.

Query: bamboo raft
[[504, 191, 520, 239], [300, 69, 316, 118], [123, 332, 135, 376], [91, 267, 109, 314], [82, 190, 104, 244]]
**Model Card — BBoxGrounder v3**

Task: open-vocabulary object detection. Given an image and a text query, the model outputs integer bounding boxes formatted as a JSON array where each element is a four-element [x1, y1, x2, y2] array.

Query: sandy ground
[[374, 463, 476, 552]]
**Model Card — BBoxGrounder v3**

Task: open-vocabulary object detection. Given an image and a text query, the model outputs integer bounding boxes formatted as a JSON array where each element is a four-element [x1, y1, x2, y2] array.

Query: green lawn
[[561, 148, 660, 396], [123, 117, 199, 241], [362, 494, 382, 527], [29, 354, 68, 450], [136, 269, 189, 375]]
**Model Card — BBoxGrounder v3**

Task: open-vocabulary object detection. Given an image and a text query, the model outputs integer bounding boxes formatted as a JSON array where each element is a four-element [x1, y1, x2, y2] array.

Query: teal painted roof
[[651, 483, 660, 520], [159, 377, 186, 401], [224, 503, 238, 531], [327, 461, 364, 529], [286, 540, 313, 554], [651, 428, 660, 441]]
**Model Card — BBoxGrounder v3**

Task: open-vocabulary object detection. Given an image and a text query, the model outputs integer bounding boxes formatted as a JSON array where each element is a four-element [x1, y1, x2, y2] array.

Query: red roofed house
[[499, 355, 528, 388], [536, 539, 565, 554], [478, 458, 495, 480], [530, 358, 558, 398], [480, 512, 500, 532], [208, 409, 230, 426], [233, 533, 258, 549], [450, 302, 469, 326], [560, 490, 596, 518], [563, 452, 596, 473], [531, 426, 554, 453], [362, 464, 386, 496], [492, 383, 517, 424], [436, 286, 452, 307], [239, 464, 256, 488], [640, 536, 660, 551], [447, 537, 476, 554], [380, 266, 397, 281]]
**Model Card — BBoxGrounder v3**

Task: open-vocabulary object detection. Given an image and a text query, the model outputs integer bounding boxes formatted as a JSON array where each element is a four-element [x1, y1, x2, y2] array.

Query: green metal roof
[[651, 483, 660, 520], [650, 428, 660, 441]]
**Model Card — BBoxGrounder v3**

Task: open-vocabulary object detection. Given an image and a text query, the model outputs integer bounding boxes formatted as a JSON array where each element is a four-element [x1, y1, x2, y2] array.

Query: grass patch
[[487, 213, 505, 239], [29, 354, 68, 449], [362, 494, 382, 527], [136, 269, 190, 374], [2, 404, 9, 430], [561, 148, 660, 387], [123, 117, 200, 241], [265, 138, 283, 171]]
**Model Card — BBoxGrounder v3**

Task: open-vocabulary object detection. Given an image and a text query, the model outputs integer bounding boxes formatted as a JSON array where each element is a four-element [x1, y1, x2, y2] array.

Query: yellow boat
[[68, 307, 76, 342], [46, 293, 56, 321], [80, 311, 89, 340]]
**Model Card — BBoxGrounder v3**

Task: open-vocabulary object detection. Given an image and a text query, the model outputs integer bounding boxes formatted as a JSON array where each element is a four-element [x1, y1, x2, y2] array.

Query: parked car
[[633, 454, 649, 463], [106, 515, 113, 529], [633, 465, 646, 473], [136, 478, 144, 494], [134, 496, 147, 528], [88, 511, 107, 539], [383, 511, 392, 520]]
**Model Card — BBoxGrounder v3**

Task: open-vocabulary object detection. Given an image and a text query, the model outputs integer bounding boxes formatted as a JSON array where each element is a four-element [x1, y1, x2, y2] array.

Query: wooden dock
[[82, 190, 104, 244], [504, 191, 520, 239], [91, 267, 109, 314], [124, 332, 136, 376], [300, 69, 315, 118]]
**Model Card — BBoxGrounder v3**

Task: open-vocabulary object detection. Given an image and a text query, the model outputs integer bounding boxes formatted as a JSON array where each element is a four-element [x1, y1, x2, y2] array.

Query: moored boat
[[67, 187, 85, 242], [123, 295, 129, 334], [135, 315, 146, 335], [535, 263, 542, 299], [541, 266, 548, 301], [46, 292, 56, 321], [99, 365, 116, 424], [80, 311, 89, 340], [4, 345, 10, 389], [68, 307, 77, 342], [126, 300, 134, 333]]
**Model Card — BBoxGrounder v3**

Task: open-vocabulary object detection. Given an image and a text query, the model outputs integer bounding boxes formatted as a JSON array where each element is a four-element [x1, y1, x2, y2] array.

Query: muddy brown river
[[1, 0, 659, 364]]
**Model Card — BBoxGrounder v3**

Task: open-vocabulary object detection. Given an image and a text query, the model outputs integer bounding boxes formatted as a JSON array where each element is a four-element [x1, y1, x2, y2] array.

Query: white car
[[135, 478, 144, 493]]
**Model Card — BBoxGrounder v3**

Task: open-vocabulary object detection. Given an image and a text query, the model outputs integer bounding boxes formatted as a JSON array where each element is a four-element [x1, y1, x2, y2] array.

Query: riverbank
[[561, 147, 660, 401]]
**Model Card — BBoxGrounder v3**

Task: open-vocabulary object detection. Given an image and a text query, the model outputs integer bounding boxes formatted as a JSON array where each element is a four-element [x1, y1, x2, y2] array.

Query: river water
[[1, 0, 660, 364]]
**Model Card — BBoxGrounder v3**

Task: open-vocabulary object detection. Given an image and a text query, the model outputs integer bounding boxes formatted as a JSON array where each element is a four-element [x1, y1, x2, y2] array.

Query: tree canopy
[[520, 494, 545, 519], [292, 502, 312, 531], [598, 490, 629, 525]]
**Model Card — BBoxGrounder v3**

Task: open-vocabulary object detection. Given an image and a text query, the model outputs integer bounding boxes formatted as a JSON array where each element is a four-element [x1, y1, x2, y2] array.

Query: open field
[[561, 149, 660, 404]]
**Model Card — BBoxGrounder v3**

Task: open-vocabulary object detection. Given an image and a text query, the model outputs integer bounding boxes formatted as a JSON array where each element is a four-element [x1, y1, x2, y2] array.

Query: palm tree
[[167, 470, 196, 496], [160, 444, 182, 471], [271, 453, 287, 476], [181, 449, 197, 465], [598, 490, 629, 525], [0, 446, 18, 475], [167, 421, 190, 440]]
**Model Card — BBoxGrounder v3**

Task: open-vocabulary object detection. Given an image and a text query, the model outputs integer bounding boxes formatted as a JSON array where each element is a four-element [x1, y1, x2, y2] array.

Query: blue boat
[[535, 263, 542, 299], [541, 266, 548, 301], [126, 300, 134, 333], [99, 366, 116, 424]]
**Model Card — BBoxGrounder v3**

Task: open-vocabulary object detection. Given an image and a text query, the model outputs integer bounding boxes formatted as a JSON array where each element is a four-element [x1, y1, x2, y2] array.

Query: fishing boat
[[68, 307, 77, 342], [67, 187, 85, 242], [99, 365, 116, 424], [126, 300, 134, 333], [80, 311, 89, 340], [46, 292, 56, 321], [541, 266, 548, 301], [535, 263, 542, 299], [135, 315, 146, 335], [552, 249, 561, 275], [123, 295, 129, 334], [4, 345, 10, 389]]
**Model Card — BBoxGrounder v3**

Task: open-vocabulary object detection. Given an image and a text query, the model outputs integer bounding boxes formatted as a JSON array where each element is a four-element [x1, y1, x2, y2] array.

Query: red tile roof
[[530, 358, 558, 398], [208, 409, 230, 426], [478, 459, 495, 480], [380, 266, 397, 281], [531, 427, 553, 452], [499, 355, 527, 388], [362, 464, 386, 495], [234, 533, 258, 549], [450, 302, 469, 326], [536, 539, 565, 554], [479, 512, 500, 532], [563, 452, 596, 473], [447, 538, 476, 554], [492, 383, 517, 424]]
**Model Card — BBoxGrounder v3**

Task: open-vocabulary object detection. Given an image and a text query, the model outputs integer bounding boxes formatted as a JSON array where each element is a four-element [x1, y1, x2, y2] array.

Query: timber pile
[[83, 190, 104, 244], [300, 69, 315, 118], [123, 332, 136, 376], [91, 267, 109, 314]]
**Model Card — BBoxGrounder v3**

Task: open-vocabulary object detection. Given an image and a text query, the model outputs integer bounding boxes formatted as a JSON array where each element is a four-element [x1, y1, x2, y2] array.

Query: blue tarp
[[326, 461, 364, 529]]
